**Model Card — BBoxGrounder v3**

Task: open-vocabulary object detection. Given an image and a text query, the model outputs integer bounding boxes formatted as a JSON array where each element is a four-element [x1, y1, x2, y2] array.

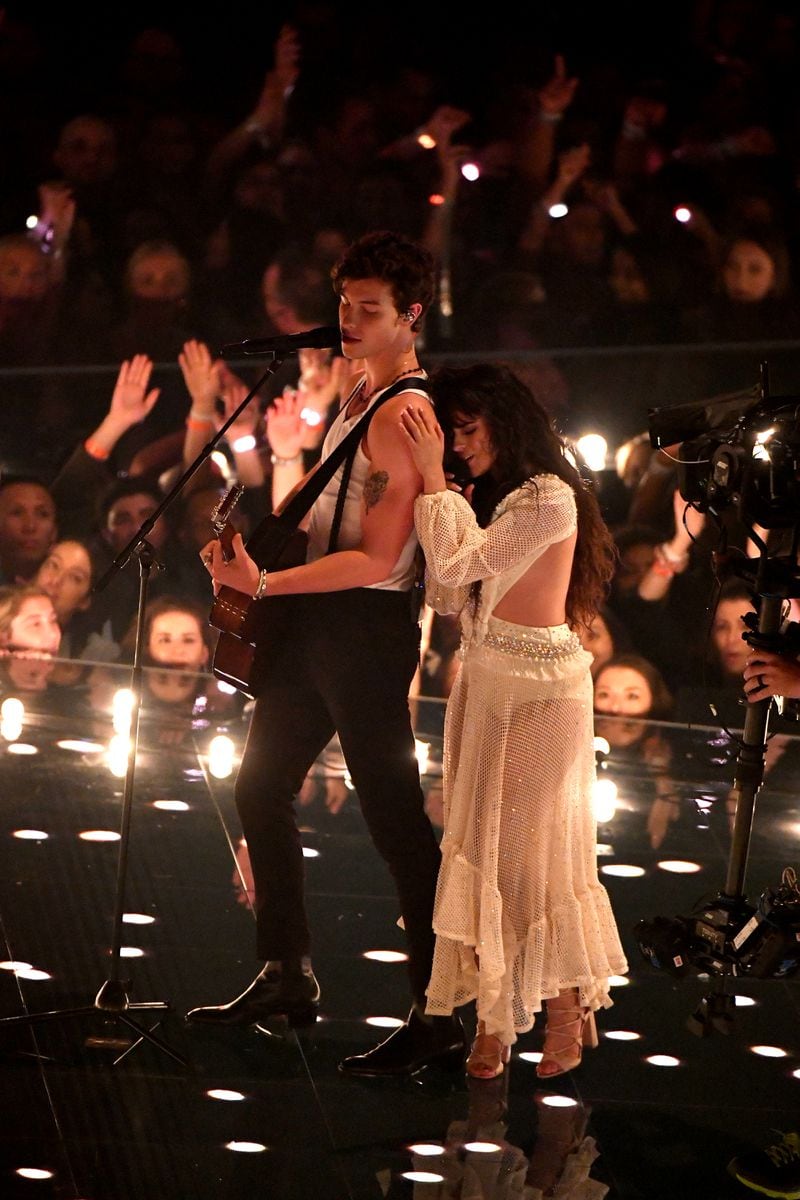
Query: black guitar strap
[[247, 375, 429, 562]]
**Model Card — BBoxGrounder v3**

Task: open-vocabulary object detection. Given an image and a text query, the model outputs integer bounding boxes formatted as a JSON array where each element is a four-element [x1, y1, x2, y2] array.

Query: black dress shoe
[[338, 1009, 466, 1077], [186, 961, 320, 1027]]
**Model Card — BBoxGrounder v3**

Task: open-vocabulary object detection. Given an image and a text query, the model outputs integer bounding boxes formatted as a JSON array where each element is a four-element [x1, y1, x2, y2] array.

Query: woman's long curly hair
[[429, 363, 616, 629]]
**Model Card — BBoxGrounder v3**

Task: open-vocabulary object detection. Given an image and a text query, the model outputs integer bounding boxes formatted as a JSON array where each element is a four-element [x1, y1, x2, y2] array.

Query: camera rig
[[634, 361, 800, 1035]]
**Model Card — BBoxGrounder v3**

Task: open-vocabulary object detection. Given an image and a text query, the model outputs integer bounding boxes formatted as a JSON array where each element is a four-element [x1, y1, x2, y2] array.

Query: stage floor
[[0, 661, 798, 1199]]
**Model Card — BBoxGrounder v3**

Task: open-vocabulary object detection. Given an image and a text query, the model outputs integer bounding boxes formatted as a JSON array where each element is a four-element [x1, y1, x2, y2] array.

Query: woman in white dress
[[400, 363, 628, 1080]]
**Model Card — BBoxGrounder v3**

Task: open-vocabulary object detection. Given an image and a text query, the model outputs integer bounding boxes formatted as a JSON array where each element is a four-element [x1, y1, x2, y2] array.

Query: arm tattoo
[[363, 470, 389, 513]]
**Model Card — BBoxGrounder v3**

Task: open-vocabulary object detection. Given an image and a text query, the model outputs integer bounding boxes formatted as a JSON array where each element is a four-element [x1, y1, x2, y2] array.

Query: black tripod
[[0, 354, 288, 1066], [687, 546, 799, 1037]]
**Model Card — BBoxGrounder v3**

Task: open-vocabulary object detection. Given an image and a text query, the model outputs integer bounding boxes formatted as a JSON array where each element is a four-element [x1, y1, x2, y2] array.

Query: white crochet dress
[[414, 475, 628, 1043]]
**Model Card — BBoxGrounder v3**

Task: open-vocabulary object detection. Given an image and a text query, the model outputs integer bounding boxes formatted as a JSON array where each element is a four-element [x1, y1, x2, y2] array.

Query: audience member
[[0, 476, 57, 584]]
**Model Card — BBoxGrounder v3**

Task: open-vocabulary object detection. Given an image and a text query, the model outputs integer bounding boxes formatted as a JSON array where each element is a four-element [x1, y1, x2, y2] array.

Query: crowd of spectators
[[0, 3, 798, 770]]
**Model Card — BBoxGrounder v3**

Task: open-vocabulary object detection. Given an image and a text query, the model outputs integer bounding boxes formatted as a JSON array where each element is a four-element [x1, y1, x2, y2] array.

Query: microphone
[[219, 325, 341, 357]]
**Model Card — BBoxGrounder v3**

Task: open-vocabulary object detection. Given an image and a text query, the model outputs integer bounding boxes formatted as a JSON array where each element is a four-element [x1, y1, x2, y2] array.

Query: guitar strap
[[247, 375, 430, 562]]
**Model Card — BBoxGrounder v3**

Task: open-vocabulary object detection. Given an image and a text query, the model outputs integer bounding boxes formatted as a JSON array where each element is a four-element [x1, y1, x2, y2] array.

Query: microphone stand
[[0, 354, 289, 1066]]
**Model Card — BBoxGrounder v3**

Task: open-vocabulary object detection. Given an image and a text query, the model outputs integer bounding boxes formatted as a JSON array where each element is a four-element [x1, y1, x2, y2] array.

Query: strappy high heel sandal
[[536, 992, 599, 1079], [466, 1020, 512, 1080]]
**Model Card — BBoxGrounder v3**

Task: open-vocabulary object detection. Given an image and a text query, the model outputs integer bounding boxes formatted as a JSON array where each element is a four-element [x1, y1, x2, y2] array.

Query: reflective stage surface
[[0, 660, 798, 1199]]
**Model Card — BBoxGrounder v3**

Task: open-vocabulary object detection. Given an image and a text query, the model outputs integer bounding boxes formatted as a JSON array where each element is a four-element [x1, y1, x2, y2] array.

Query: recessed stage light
[[657, 860, 702, 874], [463, 1141, 502, 1153], [16, 1168, 55, 1180], [13, 829, 48, 840], [734, 995, 756, 1007], [365, 1016, 404, 1028], [517, 1051, 543, 1063], [122, 913, 155, 925], [0, 961, 32, 972], [408, 1143, 444, 1156], [152, 799, 190, 812], [225, 1141, 266, 1153], [15, 968, 51, 981], [604, 1030, 641, 1041], [540, 1095, 579, 1108], [7, 743, 37, 755], [119, 947, 144, 958], [363, 950, 408, 963], [79, 830, 121, 842], [302, 847, 319, 858], [601, 864, 645, 878], [402, 1172, 445, 1184], [207, 1089, 246, 1101], [609, 975, 630, 987], [56, 739, 104, 753], [750, 1045, 787, 1058], [645, 1054, 681, 1067]]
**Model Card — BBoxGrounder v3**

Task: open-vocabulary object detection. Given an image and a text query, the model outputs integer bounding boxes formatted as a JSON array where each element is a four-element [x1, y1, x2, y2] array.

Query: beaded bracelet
[[254, 569, 268, 599]]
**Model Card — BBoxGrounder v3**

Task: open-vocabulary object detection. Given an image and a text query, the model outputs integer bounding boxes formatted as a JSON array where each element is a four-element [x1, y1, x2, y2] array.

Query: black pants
[[234, 588, 440, 1007]]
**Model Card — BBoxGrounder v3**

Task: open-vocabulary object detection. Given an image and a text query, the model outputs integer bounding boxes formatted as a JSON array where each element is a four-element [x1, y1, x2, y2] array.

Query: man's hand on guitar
[[200, 533, 260, 597]]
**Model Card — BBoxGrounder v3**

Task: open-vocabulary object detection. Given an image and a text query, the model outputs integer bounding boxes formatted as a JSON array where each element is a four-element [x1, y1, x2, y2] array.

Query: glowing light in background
[[123, 913, 155, 925], [231, 434, 256, 454], [594, 736, 610, 755], [408, 1144, 444, 1156], [548, 202, 568, 218], [402, 1172, 445, 1184], [593, 777, 618, 824], [15, 967, 51, 981], [16, 1168, 54, 1180], [416, 131, 436, 149], [1, 696, 25, 741], [674, 206, 692, 223], [604, 1030, 641, 1041], [302, 847, 319, 859], [207, 1089, 246, 1101], [112, 689, 134, 734], [461, 162, 480, 181], [107, 734, 129, 777], [609, 975, 630, 987], [414, 739, 430, 774], [208, 734, 235, 779], [463, 1141, 502, 1153], [0, 961, 32, 973], [576, 434, 608, 471]]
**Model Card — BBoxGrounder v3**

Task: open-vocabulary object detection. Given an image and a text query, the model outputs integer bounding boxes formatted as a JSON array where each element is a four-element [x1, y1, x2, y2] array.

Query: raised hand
[[218, 365, 263, 440], [538, 54, 579, 117], [266, 385, 306, 460], [178, 339, 220, 417], [108, 354, 160, 429], [556, 142, 591, 188]]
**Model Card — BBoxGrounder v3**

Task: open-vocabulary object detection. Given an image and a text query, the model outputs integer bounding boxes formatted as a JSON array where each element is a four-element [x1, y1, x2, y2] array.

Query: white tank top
[[306, 378, 431, 591]]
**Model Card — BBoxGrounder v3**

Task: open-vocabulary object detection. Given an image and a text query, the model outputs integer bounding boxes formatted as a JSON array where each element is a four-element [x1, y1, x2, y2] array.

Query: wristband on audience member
[[650, 559, 677, 577], [254, 568, 268, 599], [657, 542, 689, 567], [84, 437, 110, 461], [270, 452, 303, 466], [186, 411, 217, 432]]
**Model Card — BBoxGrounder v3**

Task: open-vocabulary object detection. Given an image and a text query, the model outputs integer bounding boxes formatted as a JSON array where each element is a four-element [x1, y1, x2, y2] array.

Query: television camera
[[633, 361, 800, 1034]]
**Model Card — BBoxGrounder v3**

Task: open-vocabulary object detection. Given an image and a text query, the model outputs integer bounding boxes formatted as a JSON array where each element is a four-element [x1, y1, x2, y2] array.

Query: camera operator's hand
[[743, 649, 800, 702]]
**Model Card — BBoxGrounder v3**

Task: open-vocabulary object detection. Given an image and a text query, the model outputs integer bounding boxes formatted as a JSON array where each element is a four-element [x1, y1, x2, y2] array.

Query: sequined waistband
[[481, 621, 582, 660]]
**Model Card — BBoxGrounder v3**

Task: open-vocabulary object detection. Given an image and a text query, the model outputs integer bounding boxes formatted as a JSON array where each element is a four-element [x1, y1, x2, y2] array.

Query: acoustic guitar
[[207, 485, 307, 698]]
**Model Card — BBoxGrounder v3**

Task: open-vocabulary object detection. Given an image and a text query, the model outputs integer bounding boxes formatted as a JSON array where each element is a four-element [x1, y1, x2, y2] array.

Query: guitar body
[[209, 511, 308, 697]]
